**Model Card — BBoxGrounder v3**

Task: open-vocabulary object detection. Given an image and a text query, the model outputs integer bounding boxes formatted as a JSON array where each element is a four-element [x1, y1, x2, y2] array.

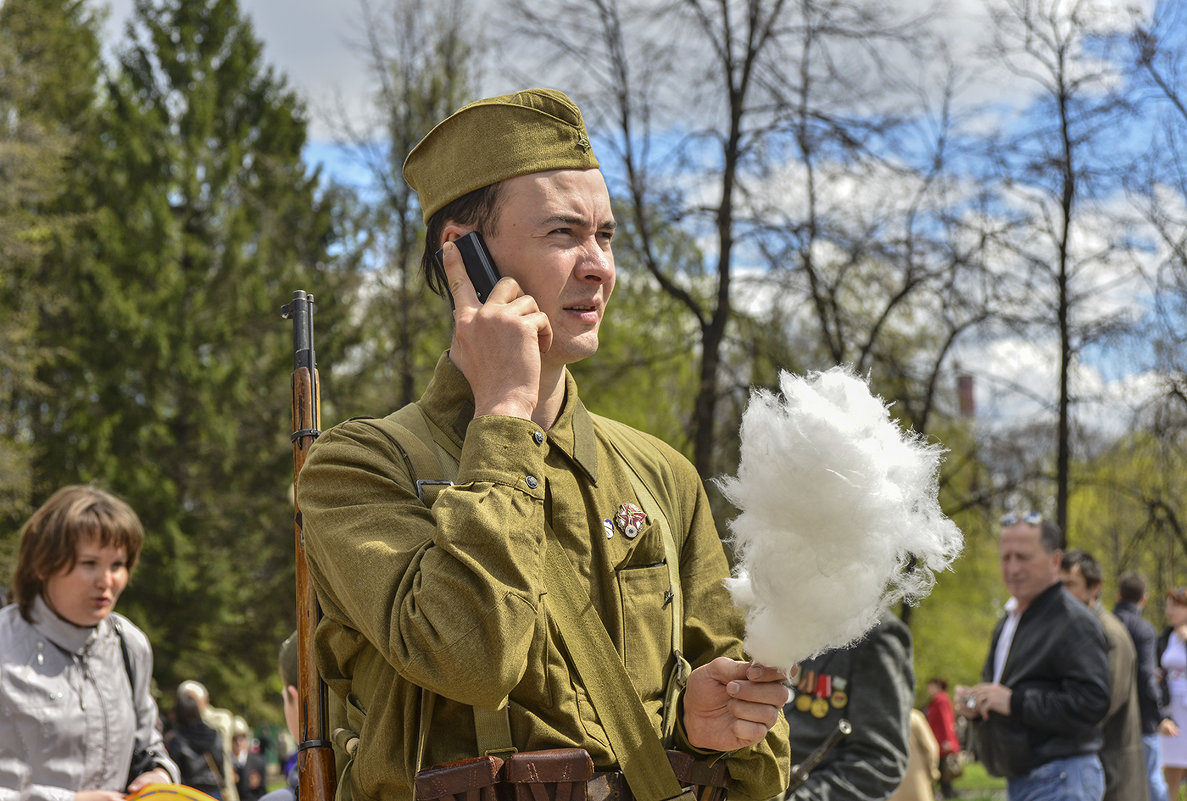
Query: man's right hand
[[441, 238, 552, 421]]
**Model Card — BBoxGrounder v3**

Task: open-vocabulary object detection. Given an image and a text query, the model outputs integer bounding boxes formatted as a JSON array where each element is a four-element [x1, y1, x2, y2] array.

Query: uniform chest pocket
[[617, 563, 673, 699]]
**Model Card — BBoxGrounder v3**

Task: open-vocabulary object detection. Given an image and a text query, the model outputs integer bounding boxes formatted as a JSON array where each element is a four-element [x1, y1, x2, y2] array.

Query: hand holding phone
[[436, 231, 501, 303], [437, 230, 551, 423]]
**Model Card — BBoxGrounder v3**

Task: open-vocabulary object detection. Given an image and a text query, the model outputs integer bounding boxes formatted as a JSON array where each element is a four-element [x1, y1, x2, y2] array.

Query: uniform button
[[525, 475, 539, 489], [533, 430, 544, 445]]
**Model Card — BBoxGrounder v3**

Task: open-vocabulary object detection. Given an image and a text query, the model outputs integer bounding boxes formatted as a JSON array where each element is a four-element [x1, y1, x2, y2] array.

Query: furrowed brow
[[541, 213, 617, 231]]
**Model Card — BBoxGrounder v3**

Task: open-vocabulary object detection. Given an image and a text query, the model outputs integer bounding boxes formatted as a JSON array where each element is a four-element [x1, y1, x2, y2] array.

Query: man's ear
[[440, 222, 474, 247], [284, 685, 300, 704]]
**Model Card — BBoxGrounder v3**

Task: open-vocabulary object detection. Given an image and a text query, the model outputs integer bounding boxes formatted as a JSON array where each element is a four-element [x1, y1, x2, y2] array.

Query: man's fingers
[[726, 695, 783, 728], [708, 656, 751, 683], [746, 662, 789, 683], [441, 240, 480, 311], [536, 312, 553, 354], [729, 676, 793, 708], [731, 718, 773, 747]]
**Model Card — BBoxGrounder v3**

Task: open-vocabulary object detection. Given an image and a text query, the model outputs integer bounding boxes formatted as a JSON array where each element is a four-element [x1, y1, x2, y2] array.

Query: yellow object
[[126, 784, 220, 801]]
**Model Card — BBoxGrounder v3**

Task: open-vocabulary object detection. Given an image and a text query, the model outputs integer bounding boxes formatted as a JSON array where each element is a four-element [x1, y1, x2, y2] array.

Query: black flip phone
[[436, 231, 502, 303]]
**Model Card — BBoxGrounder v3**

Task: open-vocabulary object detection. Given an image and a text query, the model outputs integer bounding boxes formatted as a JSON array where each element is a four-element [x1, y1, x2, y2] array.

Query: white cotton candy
[[716, 366, 964, 670]]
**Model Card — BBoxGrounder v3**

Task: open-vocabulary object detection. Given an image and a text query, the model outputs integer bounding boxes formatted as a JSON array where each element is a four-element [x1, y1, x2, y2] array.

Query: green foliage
[[0, 0, 104, 538], [1066, 429, 1187, 626], [12, 0, 355, 722], [952, 760, 1006, 797]]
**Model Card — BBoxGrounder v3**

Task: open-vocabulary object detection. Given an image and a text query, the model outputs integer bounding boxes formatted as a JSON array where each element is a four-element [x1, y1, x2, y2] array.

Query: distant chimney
[[957, 373, 975, 418]]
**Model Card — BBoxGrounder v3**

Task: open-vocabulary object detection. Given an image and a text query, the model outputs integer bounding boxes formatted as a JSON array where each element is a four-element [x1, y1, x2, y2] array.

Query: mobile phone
[[436, 231, 502, 303]]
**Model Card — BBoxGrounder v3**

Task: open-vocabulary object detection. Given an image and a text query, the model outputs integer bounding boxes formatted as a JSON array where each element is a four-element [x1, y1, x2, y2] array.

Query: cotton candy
[[716, 366, 964, 670]]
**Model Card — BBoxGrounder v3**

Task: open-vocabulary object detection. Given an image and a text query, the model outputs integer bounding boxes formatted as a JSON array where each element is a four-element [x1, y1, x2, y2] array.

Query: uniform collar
[[421, 351, 599, 483], [30, 594, 104, 656]]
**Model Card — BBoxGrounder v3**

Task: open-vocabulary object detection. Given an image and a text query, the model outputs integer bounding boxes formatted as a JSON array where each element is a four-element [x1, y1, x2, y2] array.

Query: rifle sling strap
[[542, 522, 687, 801]]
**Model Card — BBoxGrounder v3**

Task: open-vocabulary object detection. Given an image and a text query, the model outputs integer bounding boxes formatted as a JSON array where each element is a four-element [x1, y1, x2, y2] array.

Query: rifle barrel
[[284, 290, 336, 801]]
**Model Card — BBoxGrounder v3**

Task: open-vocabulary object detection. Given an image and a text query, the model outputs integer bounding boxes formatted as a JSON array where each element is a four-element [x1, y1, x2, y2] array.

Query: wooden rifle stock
[[282, 290, 337, 801]]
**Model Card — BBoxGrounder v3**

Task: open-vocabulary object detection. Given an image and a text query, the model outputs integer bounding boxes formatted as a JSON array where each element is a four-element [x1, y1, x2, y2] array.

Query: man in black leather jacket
[[956, 513, 1111, 801]]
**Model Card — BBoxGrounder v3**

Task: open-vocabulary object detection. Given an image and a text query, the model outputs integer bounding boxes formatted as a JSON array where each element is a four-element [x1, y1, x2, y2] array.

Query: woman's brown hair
[[11, 484, 143, 622]]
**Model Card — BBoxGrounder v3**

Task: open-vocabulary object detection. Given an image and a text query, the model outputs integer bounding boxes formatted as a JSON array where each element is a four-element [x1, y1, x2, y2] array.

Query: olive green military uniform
[[300, 353, 790, 801]]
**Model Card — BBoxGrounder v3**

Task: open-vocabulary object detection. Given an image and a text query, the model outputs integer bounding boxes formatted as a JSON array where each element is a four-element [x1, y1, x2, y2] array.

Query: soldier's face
[[483, 169, 616, 371]]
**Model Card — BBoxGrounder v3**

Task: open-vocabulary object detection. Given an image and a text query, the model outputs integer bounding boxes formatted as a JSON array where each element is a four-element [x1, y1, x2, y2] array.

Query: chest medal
[[615, 503, 647, 539]]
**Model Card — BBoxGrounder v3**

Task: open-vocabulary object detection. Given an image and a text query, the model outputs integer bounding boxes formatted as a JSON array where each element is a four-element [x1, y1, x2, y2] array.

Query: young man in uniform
[[298, 88, 790, 801]]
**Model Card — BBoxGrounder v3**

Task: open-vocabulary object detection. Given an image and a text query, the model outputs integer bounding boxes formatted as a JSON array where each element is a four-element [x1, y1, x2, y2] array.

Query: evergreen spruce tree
[[0, 0, 103, 535], [30, 0, 354, 717]]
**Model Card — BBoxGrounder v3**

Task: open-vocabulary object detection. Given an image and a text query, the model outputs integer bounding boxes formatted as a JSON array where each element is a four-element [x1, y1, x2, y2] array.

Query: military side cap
[[403, 87, 600, 223]]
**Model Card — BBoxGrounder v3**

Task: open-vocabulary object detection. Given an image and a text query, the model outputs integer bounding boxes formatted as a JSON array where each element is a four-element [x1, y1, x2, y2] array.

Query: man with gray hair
[[956, 513, 1111, 801]]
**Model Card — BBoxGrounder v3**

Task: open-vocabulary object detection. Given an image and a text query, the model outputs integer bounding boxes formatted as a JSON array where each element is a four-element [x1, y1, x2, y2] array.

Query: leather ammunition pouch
[[415, 749, 728, 801], [415, 753, 506, 801]]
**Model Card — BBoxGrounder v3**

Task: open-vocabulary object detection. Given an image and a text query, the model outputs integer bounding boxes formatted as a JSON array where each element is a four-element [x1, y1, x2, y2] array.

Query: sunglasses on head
[[1001, 511, 1043, 526]]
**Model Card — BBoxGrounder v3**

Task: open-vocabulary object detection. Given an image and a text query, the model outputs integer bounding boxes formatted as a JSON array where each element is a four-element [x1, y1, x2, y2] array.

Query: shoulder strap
[[111, 617, 134, 688], [591, 416, 688, 738], [543, 524, 687, 801], [385, 404, 457, 504], [112, 618, 138, 699]]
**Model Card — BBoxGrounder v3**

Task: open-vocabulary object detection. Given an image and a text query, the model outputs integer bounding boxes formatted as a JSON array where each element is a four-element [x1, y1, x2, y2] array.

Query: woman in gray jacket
[[0, 485, 180, 800]]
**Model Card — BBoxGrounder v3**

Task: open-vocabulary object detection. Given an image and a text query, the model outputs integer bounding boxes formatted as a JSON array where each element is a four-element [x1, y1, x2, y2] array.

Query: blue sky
[[97, 0, 1180, 435]]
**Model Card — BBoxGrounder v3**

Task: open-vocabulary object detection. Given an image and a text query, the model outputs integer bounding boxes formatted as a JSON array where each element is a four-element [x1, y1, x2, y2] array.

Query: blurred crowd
[[5, 488, 1187, 801], [161, 678, 295, 801]]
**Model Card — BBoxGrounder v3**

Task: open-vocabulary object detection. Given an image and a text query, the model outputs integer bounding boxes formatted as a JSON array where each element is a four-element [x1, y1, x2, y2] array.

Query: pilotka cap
[[403, 88, 600, 223]]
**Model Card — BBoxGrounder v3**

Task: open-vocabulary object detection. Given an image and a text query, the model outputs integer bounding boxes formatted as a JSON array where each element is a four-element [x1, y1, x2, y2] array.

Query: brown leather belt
[[415, 748, 729, 801]]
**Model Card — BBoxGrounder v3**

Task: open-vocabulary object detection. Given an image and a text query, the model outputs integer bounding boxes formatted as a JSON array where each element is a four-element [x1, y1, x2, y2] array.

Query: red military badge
[[615, 503, 647, 539]]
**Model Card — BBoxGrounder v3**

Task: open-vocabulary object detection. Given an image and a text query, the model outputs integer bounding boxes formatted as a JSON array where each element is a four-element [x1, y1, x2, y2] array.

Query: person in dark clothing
[[956, 512, 1111, 801], [166, 688, 226, 799], [1114, 571, 1171, 801], [231, 717, 268, 801], [783, 611, 913, 800], [1060, 549, 1147, 801]]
